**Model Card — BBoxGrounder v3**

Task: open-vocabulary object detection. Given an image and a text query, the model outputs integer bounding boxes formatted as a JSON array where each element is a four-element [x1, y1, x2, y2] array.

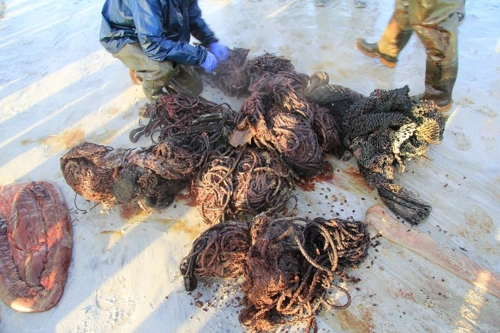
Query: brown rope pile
[[246, 53, 296, 88], [121, 53, 343, 223], [234, 72, 330, 178], [126, 54, 345, 224], [310, 102, 344, 157], [201, 48, 298, 98], [195, 146, 294, 225], [60, 140, 200, 209], [129, 94, 237, 144], [305, 71, 447, 224], [180, 220, 250, 291], [180, 213, 370, 332], [129, 93, 299, 224], [203, 48, 343, 161], [202, 47, 251, 97]]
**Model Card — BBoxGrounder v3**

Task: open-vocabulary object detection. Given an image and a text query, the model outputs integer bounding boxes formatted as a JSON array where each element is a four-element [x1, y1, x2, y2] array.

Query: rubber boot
[[422, 61, 457, 112], [356, 38, 400, 68], [409, 0, 460, 112], [141, 78, 171, 102], [356, 0, 413, 68], [168, 64, 203, 97], [377, 26, 413, 62]]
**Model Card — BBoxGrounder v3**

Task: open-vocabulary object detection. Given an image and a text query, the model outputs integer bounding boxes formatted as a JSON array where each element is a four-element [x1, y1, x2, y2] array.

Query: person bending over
[[99, 0, 229, 102], [355, 0, 463, 112]]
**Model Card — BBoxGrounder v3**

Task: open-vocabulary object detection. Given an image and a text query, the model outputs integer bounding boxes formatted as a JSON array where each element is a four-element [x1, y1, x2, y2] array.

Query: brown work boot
[[356, 38, 397, 68]]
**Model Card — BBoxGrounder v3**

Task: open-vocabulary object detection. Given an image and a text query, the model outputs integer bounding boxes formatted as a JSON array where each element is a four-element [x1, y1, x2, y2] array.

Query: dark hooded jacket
[[99, 0, 218, 66]]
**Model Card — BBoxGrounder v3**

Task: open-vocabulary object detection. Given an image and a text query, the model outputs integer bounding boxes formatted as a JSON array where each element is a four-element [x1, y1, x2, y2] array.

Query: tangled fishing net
[[231, 69, 338, 177], [180, 220, 250, 291], [305, 71, 447, 224], [129, 94, 237, 144], [60, 140, 198, 210], [201, 48, 296, 98], [195, 146, 294, 225], [202, 48, 343, 164], [200, 47, 251, 97], [126, 92, 298, 223], [61, 94, 243, 212], [120, 51, 343, 223], [193, 52, 344, 224], [62, 52, 443, 226], [180, 213, 370, 332], [60, 49, 447, 332]]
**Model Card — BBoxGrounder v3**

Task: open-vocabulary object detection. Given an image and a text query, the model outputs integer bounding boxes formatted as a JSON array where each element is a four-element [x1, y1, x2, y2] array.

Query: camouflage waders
[[358, 0, 462, 110]]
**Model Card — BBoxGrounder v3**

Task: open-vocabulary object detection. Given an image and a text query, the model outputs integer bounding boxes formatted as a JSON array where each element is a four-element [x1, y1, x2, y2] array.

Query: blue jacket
[[99, 0, 218, 66]]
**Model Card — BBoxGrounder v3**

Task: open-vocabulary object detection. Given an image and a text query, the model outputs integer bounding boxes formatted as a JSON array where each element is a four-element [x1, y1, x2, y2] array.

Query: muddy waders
[[113, 43, 203, 102], [356, 0, 462, 111]]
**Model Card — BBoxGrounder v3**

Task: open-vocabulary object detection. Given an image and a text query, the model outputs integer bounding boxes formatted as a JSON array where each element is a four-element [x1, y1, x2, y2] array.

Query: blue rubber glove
[[209, 42, 229, 62], [200, 51, 218, 73]]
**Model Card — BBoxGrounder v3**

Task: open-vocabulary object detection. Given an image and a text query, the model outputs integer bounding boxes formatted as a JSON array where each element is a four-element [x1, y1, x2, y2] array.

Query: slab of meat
[[0, 181, 72, 312]]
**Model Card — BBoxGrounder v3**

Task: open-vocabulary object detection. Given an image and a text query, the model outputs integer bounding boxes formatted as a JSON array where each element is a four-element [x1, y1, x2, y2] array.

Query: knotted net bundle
[[60, 140, 201, 209], [204, 49, 343, 163], [180, 220, 250, 291], [180, 213, 370, 332], [195, 146, 294, 225], [129, 94, 237, 144], [305, 71, 447, 224], [125, 92, 297, 223], [201, 47, 251, 97], [122, 52, 342, 222], [202, 48, 296, 98], [234, 71, 334, 178]]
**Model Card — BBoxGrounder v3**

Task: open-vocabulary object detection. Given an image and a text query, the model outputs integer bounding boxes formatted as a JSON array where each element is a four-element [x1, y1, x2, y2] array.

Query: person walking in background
[[99, 0, 229, 103], [0, 1, 6, 18], [355, 0, 464, 112]]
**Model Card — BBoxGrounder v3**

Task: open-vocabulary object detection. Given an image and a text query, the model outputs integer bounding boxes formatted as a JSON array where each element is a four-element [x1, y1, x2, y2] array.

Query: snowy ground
[[0, 0, 499, 332]]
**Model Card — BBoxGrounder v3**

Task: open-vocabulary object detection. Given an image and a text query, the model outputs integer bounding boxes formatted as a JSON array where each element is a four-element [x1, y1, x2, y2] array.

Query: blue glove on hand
[[200, 51, 218, 73], [209, 42, 229, 62]]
